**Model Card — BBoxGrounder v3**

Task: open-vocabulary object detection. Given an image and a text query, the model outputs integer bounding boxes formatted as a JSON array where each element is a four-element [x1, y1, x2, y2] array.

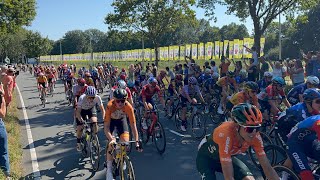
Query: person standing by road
[[0, 83, 9, 179], [259, 56, 269, 80]]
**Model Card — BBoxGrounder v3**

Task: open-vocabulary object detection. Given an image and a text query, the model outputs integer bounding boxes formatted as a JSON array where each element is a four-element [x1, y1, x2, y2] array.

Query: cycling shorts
[[180, 95, 189, 108], [109, 118, 129, 137], [139, 97, 155, 109], [48, 78, 53, 84], [39, 82, 47, 88], [287, 128, 320, 174], [76, 107, 97, 126]]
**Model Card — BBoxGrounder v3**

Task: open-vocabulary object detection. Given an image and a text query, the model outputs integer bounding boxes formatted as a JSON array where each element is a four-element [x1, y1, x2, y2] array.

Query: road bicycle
[[96, 78, 104, 94], [66, 84, 74, 106], [39, 86, 46, 107], [80, 119, 102, 171], [164, 96, 180, 119], [48, 82, 54, 97], [175, 103, 207, 140], [108, 140, 139, 180], [137, 105, 166, 154]]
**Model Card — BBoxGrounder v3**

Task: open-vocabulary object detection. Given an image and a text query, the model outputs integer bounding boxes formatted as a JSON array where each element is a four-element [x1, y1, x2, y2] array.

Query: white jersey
[[77, 94, 102, 110]]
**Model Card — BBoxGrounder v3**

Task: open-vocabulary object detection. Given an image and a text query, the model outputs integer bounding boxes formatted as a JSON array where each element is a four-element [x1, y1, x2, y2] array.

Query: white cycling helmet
[[85, 86, 97, 97], [306, 76, 320, 85], [264, 71, 273, 78], [117, 80, 127, 89], [212, 72, 219, 79]]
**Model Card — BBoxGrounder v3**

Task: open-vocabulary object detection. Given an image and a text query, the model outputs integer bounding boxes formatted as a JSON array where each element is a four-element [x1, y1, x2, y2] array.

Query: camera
[[15, 71, 20, 76]]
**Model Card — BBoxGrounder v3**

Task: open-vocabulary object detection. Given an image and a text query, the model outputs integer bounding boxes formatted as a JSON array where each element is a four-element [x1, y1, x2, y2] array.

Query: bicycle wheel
[[153, 121, 166, 155], [119, 156, 136, 180], [90, 134, 101, 171], [174, 107, 183, 131], [272, 165, 299, 180], [191, 113, 206, 140], [248, 132, 274, 169], [138, 117, 150, 144], [81, 137, 88, 158]]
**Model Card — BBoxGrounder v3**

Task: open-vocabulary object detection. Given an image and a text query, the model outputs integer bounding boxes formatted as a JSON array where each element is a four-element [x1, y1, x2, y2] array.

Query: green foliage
[[0, 0, 36, 34], [23, 31, 52, 58]]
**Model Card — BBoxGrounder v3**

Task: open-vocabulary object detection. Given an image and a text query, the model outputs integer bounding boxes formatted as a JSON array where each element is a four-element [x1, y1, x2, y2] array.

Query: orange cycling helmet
[[231, 103, 262, 127]]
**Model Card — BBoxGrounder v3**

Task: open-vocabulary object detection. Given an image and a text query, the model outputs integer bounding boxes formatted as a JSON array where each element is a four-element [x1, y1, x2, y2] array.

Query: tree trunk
[[254, 30, 262, 57], [154, 44, 159, 67]]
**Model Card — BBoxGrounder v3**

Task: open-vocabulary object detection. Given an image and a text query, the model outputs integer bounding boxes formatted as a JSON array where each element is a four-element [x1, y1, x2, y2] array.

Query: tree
[[105, 0, 196, 65], [23, 31, 53, 58], [197, 0, 318, 56], [219, 23, 249, 40], [0, 0, 37, 34], [62, 30, 87, 54]]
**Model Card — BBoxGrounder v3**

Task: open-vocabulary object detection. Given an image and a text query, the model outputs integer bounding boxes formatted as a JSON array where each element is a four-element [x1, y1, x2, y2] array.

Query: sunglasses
[[314, 99, 320, 104], [244, 126, 261, 133], [87, 96, 95, 100], [115, 99, 126, 104]]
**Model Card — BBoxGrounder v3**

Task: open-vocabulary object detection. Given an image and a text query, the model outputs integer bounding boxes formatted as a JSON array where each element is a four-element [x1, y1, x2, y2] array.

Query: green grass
[[0, 92, 23, 179]]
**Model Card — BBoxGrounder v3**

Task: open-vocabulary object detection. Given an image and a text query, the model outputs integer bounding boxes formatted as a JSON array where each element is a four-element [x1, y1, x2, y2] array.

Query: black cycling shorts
[[109, 118, 129, 136], [39, 83, 46, 88], [76, 107, 97, 126]]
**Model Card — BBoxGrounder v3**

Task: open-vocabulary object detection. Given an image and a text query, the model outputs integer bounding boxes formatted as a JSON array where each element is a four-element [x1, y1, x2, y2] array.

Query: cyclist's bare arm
[[221, 162, 235, 180], [76, 107, 83, 122], [104, 108, 114, 141], [268, 99, 280, 113], [99, 104, 105, 119], [282, 98, 291, 108], [257, 155, 279, 180]]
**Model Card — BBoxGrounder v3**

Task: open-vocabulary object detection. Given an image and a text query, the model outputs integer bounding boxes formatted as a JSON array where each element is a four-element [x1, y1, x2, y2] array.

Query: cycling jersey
[[180, 85, 201, 99], [37, 76, 47, 83], [77, 94, 102, 110], [257, 85, 285, 102], [256, 79, 271, 92], [84, 77, 94, 86], [216, 77, 236, 88], [289, 115, 320, 138], [287, 83, 307, 105], [235, 76, 247, 85], [197, 74, 211, 85], [140, 84, 162, 100], [229, 91, 258, 106], [73, 84, 87, 97], [168, 80, 183, 97], [105, 99, 135, 123]]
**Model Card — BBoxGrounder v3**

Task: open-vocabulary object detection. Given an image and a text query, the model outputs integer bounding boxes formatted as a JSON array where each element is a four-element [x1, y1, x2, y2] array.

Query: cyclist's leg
[[232, 157, 254, 180], [88, 106, 98, 134], [75, 110, 84, 151], [196, 154, 218, 180], [105, 119, 117, 179]]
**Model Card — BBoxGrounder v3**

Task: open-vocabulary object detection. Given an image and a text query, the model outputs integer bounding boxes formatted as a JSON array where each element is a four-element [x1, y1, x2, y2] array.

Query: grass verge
[[0, 92, 23, 179]]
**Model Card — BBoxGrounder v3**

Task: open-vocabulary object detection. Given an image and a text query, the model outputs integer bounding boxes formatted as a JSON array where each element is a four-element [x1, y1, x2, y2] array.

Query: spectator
[[177, 64, 183, 75], [210, 61, 219, 74], [3, 68, 15, 107], [166, 67, 175, 82], [151, 63, 157, 77], [183, 64, 189, 84], [219, 56, 231, 77], [243, 46, 259, 66], [244, 58, 258, 81], [308, 52, 320, 79], [259, 56, 269, 80], [0, 83, 9, 179], [128, 64, 135, 82], [269, 60, 286, 78], [231, 60, 242, 76], [288, 59, 304, 86], [301, 50, 313, 76]]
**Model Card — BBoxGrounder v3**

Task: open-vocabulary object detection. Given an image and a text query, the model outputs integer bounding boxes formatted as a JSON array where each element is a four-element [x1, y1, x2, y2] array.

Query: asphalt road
[[17, 71, 264, 180]]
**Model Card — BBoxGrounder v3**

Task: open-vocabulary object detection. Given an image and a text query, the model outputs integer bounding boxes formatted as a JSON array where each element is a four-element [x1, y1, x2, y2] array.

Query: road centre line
[[16, 85, 41, 180], [169, 129, 191, 138]]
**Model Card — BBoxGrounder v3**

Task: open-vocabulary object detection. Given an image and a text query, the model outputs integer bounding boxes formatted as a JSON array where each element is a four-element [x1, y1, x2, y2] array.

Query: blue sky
[[27, 0, 253, 41]]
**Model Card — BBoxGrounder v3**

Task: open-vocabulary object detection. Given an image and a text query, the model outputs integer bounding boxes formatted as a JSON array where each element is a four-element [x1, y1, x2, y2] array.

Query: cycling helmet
[[244, 81, 259, 92], [205, 68, 211, 74], [263, 72, 273, 78], [120, 74, 126, 80], [113, 88, 128, 100], [175, 74, 183, 81], [85, 72, 91, 77], [212, 72, 219, 79], [303, 88, 320, 102], [77, 78, 86, 84], [227, 71, 235, 77], [118, 80, 127, 89], [306, 76, 320, 85], [239, 69, 248, 78], [231, 103, 262, 127], [272, 77, 286, 87], [188, 76, 198, 85], [127, 81, 135, 88], [85, 86, 97, 97], [39, 73, 44, 76], [148, 77, 158, 84]]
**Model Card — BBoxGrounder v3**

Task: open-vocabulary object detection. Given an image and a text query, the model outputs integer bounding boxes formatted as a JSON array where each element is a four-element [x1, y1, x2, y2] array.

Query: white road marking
[[169, 129, 191, 138], [16, 85, 41, 179]]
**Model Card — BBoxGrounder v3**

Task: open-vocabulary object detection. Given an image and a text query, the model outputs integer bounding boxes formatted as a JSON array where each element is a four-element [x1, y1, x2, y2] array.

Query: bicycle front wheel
[[119, 156, 136, 180], [191, 113, 206, 140], [153, 121, 166, 155], [272, 165, 299, 180], [90, 134, 101, 171]]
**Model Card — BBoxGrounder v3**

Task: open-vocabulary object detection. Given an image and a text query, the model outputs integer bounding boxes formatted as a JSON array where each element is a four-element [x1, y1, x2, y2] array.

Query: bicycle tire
[[119, 156, 136, 180], [81, 137, 88, 158], [272, 165, 299, 180], [191, 113, 206, 140], [248, 132, 274, 169], [90, 134, 101, 171], [138, 116, 150, 144], [153, 121, 166, 155]]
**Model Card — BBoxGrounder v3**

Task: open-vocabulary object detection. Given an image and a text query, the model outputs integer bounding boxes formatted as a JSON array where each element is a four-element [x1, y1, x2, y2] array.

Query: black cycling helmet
[[227, 71, 235, 78], [231, 103, 262, 127], [113, 88, 128, 100], [244, 81, 259, 92], [303, 88, 320, 102]]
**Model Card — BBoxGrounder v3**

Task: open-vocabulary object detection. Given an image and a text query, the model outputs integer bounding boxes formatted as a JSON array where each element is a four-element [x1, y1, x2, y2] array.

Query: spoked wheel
[[138, 117, 150, 144], [81, 137, 89, 158], [174, 107, 183, 131], [119, 156, 136, 180], [90, 135, 101, 171], [152, 121, 166, 155], [207, 101, 220, 124], [191, 113, 206, 140], [272, 165, 299, 180]]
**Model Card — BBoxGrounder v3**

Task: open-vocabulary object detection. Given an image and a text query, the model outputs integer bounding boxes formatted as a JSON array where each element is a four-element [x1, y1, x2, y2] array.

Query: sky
[[27, 0, 254, 41]]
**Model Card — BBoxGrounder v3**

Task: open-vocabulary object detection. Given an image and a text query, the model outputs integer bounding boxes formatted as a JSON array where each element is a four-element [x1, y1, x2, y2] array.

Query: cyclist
[[140, 77, 166, 130], [287, 76, 319, 105], [72, 78, 88, 107], [180, 76, 206, 132], [235, 69, 248, 87], [257, 71, 273, 92], [110, 80, 134, 106], [104, 88, 142, 180], [166, 74, 184, 113], [226, 81, 259, 112], [216, 71, 238, 114], [37, 73, 48, 99], [286, 114, 320, 180], [45, 68, 55, 92], [75, 86, 105, 151], [197, 68, 212, 86], [257, 76, 291, 120], [196, 103, 279, 180], [277, 88, 320, 142], [156, 70, 169, 89], [84, 72, 94, 86], [91, 67, 100, 89]]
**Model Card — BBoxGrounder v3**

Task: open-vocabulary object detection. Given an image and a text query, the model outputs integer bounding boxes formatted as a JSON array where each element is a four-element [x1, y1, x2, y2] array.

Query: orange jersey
[[104, 99, 136, 124], [229, 91, 258, 106], [37, 76, 47, 83], [216, 76, 236, 87], [212, 121, 265, 163]]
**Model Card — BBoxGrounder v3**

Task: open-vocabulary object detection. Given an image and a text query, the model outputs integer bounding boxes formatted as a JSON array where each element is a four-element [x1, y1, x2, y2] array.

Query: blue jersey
[[235, 76, 247, 84], [197, 74, 211, 85], [280, 102, 312, 124], [257, 79, 271, 92], [287, 83, 307, 105]]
